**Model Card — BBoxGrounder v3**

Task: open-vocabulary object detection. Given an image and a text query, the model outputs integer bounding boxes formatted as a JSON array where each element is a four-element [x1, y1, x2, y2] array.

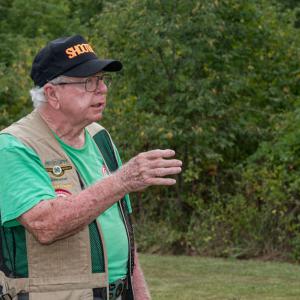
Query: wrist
[[111, 167, 130, 196]]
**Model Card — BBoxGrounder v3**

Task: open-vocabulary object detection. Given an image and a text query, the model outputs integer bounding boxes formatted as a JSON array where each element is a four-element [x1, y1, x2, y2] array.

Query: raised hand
[[116, 149, 182, 193]]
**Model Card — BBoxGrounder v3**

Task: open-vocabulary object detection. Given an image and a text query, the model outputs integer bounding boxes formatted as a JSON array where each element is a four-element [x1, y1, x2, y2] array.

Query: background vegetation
[[2, 0, 300, 261]]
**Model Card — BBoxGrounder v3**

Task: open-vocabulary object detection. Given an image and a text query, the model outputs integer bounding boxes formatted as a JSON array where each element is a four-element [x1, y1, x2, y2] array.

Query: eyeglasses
[[51, 73, 112, 92]]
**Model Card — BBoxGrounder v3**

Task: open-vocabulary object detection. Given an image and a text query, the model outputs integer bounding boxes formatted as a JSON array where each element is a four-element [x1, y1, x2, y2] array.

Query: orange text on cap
[[65, 43, 95, 59]]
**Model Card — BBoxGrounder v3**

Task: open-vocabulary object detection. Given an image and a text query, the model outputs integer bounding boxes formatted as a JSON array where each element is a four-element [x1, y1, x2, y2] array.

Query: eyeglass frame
[[50, 73, 112, 92]]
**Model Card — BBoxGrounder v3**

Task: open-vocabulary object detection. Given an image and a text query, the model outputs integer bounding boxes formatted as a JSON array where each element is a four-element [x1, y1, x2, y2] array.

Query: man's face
[[53, 74, 108, 126]]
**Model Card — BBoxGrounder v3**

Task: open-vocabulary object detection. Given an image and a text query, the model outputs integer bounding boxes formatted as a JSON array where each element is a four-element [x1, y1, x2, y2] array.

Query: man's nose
[[95, 79, 108, 94]]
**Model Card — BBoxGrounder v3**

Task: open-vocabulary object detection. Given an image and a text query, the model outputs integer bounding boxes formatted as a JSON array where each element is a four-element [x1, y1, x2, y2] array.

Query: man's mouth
[[91, 103, 103, 108]]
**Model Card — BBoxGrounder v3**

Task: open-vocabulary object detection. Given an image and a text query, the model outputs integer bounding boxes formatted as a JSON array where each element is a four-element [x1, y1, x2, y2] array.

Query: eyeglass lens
[[85, 75, 112, 92]]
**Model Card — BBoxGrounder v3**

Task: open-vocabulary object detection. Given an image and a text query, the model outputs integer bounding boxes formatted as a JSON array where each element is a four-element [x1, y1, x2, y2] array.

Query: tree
[[91, 0, 300, 255], [1, 0, 300, 258], [0, 0, 101, 128]]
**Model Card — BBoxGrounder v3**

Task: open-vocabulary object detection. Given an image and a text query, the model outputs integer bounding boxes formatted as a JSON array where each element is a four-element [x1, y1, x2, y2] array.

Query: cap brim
[[63, 58, 122, 77]]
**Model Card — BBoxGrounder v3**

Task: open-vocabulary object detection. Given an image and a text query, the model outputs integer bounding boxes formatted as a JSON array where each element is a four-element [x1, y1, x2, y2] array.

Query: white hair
[[29, 76, 66, 108], [30, 86, 46, 108]]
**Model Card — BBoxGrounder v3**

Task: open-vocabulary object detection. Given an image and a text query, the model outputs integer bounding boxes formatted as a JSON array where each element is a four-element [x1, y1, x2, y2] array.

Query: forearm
[[18, 149, 181, 244], [133, 251, 151, 300], [18, 172, 126, 244]]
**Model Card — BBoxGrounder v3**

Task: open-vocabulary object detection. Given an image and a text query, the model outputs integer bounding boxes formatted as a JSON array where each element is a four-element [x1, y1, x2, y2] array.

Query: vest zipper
[[76, 169, 109, 299], [95, 130, 135, 299]]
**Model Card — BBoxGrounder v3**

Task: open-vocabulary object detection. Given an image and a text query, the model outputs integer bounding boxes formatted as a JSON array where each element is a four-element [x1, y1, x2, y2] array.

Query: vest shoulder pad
[[86, 122, 105, 137]]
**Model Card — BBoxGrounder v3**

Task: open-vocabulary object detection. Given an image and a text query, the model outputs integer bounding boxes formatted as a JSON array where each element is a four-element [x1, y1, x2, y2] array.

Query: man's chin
[[93, 112, 103, 122]]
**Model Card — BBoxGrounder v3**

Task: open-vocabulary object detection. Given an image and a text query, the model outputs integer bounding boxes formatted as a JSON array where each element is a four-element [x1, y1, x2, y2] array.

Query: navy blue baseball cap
[[30, 35, 122, 87]]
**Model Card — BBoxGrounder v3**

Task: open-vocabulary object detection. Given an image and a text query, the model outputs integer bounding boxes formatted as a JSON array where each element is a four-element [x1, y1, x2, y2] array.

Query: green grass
[[139, 254, 300, 300]]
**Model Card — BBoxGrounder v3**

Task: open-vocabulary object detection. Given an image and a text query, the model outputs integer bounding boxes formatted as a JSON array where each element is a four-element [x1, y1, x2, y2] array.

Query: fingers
[[137, 149, 182, 180], [140, 149, 176, 159], [149, 167, 182, 177], [148, 158, 182, 169], [116, 149, 182, 193], [144, 178, 177, 186]]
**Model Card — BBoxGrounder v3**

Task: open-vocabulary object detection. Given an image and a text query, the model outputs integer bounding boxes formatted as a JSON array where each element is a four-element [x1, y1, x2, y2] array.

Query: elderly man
[[0, 35, 182, 300]]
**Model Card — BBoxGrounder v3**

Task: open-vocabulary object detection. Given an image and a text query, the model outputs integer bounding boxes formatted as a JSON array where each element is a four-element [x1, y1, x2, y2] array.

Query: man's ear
[[43, 84, 60, 110]]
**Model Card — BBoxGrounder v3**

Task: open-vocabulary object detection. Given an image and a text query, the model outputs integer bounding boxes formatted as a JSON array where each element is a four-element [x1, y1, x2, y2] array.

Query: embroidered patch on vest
[[55, 188, 72, 197], [45, 159, 68, 166], [53, 183, 72, 190], [45, 165, 73, 177]]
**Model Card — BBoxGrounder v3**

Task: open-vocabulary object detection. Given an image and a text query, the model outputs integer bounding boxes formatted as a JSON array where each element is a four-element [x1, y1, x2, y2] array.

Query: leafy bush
[[93, 0, 300, 259], [2, 0, 300, 260]]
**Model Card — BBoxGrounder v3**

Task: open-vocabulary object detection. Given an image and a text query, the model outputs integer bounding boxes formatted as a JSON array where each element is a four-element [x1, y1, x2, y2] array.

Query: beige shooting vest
[[0, 110, 109, 300]]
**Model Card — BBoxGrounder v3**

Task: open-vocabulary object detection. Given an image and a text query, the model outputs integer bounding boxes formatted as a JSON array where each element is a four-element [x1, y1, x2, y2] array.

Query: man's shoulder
[[0, 133, 27, 151], [86, 122, 106, 137], [0, 112, 34, 151], [0, 110, 38, 139]]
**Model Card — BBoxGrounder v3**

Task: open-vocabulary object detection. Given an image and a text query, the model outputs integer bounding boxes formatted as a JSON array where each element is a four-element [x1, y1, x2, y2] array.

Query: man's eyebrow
[[94, 72, 104, 76]]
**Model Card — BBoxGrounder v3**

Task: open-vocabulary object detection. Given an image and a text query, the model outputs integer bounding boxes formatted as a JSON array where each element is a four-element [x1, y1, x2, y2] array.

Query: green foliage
[[93, 0, 300, 258], [2, 0, 300, 260], [236, 106, 300, 260], [0, 0, 97, 129], [274, 0, 300, 10]]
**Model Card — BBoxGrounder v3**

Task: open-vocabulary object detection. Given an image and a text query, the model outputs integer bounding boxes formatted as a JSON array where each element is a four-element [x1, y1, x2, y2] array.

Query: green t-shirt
[[0, 131, 131, 283]]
